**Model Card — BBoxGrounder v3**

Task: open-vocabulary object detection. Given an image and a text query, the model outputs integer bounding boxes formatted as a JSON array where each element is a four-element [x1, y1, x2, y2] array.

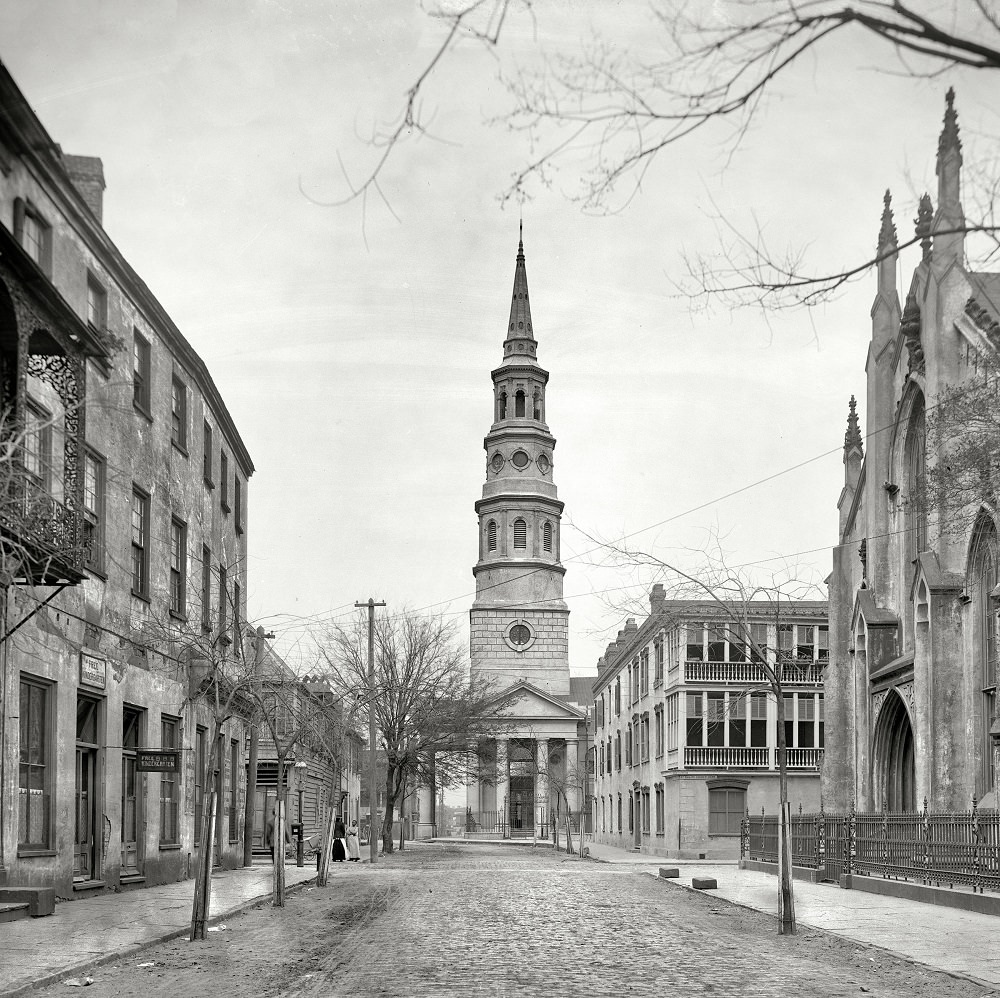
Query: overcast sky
[[2, 1, 996, 677]]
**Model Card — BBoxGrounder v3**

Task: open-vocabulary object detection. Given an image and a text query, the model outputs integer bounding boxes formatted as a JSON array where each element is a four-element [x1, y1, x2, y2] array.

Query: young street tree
[[335, 1, 1000, 308], [323, 608, 511, 855], [592, 533, 824, 935]]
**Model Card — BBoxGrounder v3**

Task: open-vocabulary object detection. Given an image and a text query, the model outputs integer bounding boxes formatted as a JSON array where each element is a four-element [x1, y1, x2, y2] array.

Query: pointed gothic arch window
[[513, 518, 527, 550], [498, 392, 507, 421], [904, 394, 927, 565], [533, 391, 542, 421], [969, 514, 999, 797], [487, 520, 497, 552], [515, 391, 526, 417], [543, 521, 552, 552]]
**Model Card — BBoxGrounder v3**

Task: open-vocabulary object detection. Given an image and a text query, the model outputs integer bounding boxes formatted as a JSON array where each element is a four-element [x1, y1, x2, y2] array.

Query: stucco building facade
[[465, 234, 592, 838], [826, 91, 1000, 814], [0, 61, 254, 899], [593, 587, 827, 859]]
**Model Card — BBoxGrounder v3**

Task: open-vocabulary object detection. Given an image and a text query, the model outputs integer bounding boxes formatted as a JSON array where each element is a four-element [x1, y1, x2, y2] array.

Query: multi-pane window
[[18, 676, 50, 848], [750, 622, 768, 662], [778, 624, 794, 664], [655, 785, 665, 835], [728, 625, 746, 662], [233, 580, 241, 648], [655, 707, 664, 757], [513, 518, 526, 550], [133, 331, 151, 413], [640, 649, 649, 696], [169, 518, 186, 617], [24, 398, 52, 490], [220, 450, 230, 511], [201, 545, 212, 632], [203, 421, 214, 486], [666, 694, 679, 750], [706, 692, 726, 746], [83, 449, 105, 572], [229, 739, 238, 842], [709, 787, 745, 836], [631, 661, 639, 702], [234, 477, 243, 534], [218, 564, 228, 640], [640, 714, 650, 761], [160, 716, 180, 845], [194, 726, 206, 835], [171, 375, 187, 451], [796, 624, 815, 662], [654, 640, 664, 686], [614, 732, 621, 771], [707, 623, 727, 662], [782, 693, 824, 749], [617, 794, 622, 833], [131, 487, 150, 598], [686, 623, 704, 661], [818, 625, 830, 661], [641, 789, 651, 834], [729, 694, 747, 747], [625, 724, 632, 765], [18, 202, 51, 274], [614, 678, 621, 715], [750, 694, 768, 747], [86, 275, 107, 331], [686, 692, 703, 746]]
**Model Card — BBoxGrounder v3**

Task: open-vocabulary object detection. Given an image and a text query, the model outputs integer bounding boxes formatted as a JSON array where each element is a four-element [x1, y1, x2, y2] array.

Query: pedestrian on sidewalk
[[265, 805, 291, 862], [346, 819, 361, 861], [332, 815, 347, 862]]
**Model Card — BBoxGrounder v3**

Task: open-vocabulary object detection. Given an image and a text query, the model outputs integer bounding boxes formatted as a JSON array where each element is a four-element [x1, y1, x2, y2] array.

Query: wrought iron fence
[[742, 799, 1000, 894]]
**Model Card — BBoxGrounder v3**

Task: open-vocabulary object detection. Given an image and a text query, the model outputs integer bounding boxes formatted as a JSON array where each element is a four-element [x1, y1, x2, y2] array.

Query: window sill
[[16, 847, 56, 858], [133, 402, 153, 423], [236, 524, 244, 536], [85, 563, 108, 581], [172, 440, 189, 458], [220, 502, 231, 514], [159, 843, 181, 851], [169, 610, 188, 623], [131, 590, 151, 604], [204, 477, 215, 491]]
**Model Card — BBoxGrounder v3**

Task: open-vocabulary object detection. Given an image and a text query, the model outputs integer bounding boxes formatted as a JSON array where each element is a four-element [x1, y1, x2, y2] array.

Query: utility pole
[[243, 625, 274, 867], [356, 598, 385, 864]]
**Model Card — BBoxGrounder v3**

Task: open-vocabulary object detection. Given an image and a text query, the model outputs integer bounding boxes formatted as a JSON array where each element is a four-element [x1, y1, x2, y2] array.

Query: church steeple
[[503, 224, 538, 363], [933, 87, 965, 262]]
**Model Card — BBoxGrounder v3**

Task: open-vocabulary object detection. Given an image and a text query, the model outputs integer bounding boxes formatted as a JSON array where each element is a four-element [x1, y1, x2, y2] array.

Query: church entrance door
[[874, 690, 916, 812], [509, 777, 535, 837]]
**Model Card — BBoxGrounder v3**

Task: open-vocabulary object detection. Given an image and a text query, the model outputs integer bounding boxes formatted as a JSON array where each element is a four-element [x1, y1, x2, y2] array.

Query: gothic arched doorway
[[873, 690, 916, 812]]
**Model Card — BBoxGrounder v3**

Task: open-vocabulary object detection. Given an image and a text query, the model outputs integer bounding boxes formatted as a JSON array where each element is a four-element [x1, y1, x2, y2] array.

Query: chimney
[[63, 154, 105, 224], [650, 583, 666, 613]]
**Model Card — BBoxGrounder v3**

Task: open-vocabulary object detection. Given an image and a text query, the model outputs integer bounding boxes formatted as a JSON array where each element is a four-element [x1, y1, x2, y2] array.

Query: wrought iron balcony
[[0, 475, 84, 583]]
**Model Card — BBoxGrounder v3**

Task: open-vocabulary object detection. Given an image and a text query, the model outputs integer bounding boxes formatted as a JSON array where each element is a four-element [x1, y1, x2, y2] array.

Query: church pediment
[[490, 679, 585, 722]]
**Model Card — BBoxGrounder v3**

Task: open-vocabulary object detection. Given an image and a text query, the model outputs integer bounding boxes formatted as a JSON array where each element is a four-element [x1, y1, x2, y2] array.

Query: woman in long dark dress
[[332, 816, 347, 862]]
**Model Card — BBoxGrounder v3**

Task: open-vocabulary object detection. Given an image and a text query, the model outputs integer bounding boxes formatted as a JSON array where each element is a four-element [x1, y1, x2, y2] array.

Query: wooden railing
[[684, 660, 824, 684], [684, 746, 768, 768]]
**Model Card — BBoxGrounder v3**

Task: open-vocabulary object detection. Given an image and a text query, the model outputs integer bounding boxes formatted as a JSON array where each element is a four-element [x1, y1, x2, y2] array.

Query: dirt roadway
[[26, 845, 998, 998]]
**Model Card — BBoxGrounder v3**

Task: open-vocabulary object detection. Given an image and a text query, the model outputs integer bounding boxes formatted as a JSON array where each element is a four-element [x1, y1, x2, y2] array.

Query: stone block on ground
[[658, 867, 680, 879], [691, 876, 718, 890]]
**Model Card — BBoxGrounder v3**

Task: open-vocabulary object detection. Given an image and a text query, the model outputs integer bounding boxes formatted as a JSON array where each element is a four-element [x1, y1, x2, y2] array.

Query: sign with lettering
[[136, 750, 180, 772], [79, 653, 106, 689]]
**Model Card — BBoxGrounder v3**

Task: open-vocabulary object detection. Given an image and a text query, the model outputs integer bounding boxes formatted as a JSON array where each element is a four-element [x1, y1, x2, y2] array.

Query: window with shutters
[[543, 521, 552, 552], [171, 375, 188, 452], [15, 199, 52, 275], [133, 331, 151, 414], [513, 518, 526, 550], [203, 421, 214, 488], [487, 520, 497, 551], [131, 487, 150, 599]]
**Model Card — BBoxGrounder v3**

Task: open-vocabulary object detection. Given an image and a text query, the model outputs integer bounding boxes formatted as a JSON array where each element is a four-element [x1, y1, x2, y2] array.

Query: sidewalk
[[583, 839, 998, 987], [0, 861, 319, 997]]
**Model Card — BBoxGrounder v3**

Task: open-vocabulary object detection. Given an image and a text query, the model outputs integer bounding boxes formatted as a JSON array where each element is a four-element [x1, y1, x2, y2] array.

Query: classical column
[[536, 738, 549, 836], [496, 739, 509, 833]]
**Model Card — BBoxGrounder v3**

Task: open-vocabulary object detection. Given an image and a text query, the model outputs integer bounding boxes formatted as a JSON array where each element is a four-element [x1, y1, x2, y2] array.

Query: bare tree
[[335, 1, 1000, 305], [322, 608, 512, 855], [591, 531, 824, 935]]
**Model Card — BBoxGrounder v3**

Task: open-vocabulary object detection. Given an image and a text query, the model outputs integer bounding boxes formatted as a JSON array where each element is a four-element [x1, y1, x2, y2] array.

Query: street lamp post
[[293, 760, 307, 868]]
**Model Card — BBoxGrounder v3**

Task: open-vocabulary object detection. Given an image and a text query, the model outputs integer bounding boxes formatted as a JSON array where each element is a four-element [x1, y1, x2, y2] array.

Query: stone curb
[[648, 870, 997, 992], [1, 874, 318, 998]]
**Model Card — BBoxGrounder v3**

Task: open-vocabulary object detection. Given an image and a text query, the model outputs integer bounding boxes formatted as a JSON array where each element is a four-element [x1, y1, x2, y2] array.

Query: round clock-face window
[[537, 454, 550, 474], [511, 450, 530, 470], [509, 623, 531, 646], [491, 453, 504, 473]]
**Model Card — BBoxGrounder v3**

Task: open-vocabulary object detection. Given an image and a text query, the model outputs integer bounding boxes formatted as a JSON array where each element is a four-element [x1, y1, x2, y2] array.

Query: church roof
[[964, 273, 1000, 351]]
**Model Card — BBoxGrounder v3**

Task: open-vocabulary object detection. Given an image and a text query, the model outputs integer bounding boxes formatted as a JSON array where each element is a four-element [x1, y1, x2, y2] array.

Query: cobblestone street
[[25, 843, 994, 998]]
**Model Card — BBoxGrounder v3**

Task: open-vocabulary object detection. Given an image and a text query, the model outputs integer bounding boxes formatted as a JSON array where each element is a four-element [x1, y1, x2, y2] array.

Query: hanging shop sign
[[136, 750, 181, 772]]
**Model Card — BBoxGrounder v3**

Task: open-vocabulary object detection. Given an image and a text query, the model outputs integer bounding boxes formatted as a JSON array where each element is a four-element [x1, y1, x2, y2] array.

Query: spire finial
[[915, 193, 934, 261], [878, 189, 897, 252], [844, 395, 862, 456], [939, 86, 962, 159]]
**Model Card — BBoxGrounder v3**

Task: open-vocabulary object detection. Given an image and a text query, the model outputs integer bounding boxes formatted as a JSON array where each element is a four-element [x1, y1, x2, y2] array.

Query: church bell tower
[[470, 231, 570, 696]]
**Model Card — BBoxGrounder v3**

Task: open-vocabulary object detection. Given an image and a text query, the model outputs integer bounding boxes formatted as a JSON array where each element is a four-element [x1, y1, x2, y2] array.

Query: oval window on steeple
[[511, 451, 529, 470], [537, 454, 550, 474]]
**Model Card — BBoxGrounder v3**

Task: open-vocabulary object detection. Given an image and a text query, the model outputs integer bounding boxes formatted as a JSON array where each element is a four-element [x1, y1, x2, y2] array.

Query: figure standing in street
[[332, 814, 347, 862], [265, 804, 291, 862], [346, 818, 361, 861]]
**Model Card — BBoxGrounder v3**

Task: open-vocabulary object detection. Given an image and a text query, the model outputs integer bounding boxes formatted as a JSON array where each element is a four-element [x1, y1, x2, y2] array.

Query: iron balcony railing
[[742, 798, 1000, 894], [0, 476, 83, 577], [683, 660, 824, 685]]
